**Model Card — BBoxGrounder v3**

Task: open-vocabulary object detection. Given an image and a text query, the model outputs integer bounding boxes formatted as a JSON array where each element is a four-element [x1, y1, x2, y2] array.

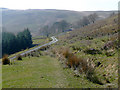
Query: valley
[[1, 8, 119, 89]]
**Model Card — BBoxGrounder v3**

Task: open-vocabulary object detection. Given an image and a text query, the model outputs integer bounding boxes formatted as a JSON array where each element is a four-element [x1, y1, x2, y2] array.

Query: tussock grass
[[67, 55, 80, 69], [57, 47, 103, 85], [62, 48, 73, 59], [2, 55, 10, 65]]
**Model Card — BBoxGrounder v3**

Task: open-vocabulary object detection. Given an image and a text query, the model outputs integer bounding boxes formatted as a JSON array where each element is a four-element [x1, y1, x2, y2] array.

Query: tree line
[[2, 28, 32, 56], [39, 20, 70, 37], [39, 13, 99, 36], [74, 13, 99, 28]]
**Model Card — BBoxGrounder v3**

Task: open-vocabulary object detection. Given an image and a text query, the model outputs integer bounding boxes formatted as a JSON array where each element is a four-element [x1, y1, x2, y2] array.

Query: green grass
[[8, 36, 49, 59], [32, 38, 49, 45], [32, 36, 49, 45], [0, 63, 2, 90], [2, 56, 104, 88], [55, 35, 118, 87], [2, 14, 118, 88]]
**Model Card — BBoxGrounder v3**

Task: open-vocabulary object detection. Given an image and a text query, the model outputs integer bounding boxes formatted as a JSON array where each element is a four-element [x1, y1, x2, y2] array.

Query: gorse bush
[[2, 55, 10, 65]]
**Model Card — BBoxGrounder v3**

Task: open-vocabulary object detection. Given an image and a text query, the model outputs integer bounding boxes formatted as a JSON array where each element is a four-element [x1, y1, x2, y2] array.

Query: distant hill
[[2, 8, 117, 36]]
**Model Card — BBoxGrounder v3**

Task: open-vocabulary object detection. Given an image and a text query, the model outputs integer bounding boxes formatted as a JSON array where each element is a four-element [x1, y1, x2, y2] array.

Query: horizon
[[1, 7, 118, 12], [0, 0, 119, 11]]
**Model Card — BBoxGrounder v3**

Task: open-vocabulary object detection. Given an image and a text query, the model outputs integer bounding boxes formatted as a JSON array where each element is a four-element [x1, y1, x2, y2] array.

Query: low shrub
[[60, 47, 103, 85], [40, 46, 49, 51], [78, 57, 88, 73], [86, 71, 103, 85], [84, 48, 102, 55], [51, 48, 56, 54], [17, 55, 22, 60], [39, 51, 42, 56], [96, 62, 101, 67], [103, 41, 115, 50], [72, 46, 81, 51], [57, 48, 102, 85], [67, 55, 79, 69], [105, 49, 115, 57], [62, 48, 73, 59], [2, 55, 10, 65]]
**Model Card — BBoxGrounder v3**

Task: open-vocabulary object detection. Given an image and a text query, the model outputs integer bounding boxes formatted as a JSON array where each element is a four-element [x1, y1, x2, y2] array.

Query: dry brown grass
[[61, 47, 91, 73], [2, 54, 10, 65], [62, 47, 73, 59], [57, 47, 103, 84], [67, 55, 79, 69]]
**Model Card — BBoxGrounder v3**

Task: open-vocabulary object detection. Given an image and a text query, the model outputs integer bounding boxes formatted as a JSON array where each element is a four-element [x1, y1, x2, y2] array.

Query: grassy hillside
[[2, 9, 83, 35], [2, 8, 116, 36], [2, 11, 118, 88], [52, 14, 118, 87]]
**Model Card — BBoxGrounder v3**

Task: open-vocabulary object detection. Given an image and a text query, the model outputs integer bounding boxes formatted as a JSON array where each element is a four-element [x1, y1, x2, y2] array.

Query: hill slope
[[2, 14, 118, 88], [2, 8, 116, 36], [54, 14, 118, 87]]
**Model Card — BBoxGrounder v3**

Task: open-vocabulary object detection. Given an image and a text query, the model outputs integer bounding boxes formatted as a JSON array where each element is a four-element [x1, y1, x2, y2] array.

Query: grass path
[[2, 56, 103, 88], [2, 56, 69, 88]]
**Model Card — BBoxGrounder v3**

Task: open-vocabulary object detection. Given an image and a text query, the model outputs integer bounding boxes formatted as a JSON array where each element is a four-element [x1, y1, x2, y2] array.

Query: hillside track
[[9, 36, 58, 60]]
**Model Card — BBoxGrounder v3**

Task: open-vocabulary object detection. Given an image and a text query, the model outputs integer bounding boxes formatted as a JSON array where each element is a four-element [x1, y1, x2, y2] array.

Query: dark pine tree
[[2, 28, 32, 56]]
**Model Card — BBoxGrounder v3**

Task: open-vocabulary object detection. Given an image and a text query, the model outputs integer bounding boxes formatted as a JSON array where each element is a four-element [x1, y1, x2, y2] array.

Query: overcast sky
[[0, 0, 119, 11]]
